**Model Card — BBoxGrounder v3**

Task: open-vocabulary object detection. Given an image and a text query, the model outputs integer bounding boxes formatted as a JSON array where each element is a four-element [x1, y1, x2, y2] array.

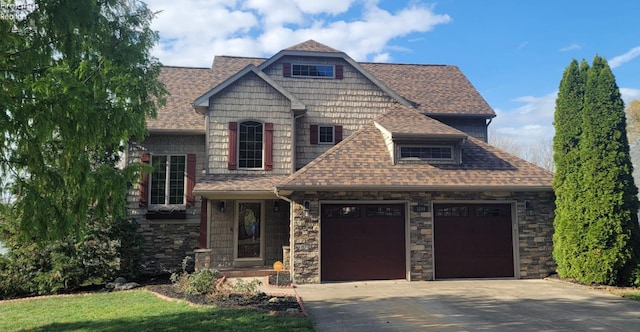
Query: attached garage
[[433, 203, 515, 279], [320, 204, 406, 281]]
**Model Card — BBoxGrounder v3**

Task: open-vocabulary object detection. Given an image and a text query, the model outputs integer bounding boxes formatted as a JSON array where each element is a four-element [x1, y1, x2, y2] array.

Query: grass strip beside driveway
[[0, 289, 313, 332]]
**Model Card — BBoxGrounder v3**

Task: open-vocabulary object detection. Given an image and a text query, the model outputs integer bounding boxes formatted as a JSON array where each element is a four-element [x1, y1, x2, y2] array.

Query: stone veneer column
[[291, 201, 320, 284]]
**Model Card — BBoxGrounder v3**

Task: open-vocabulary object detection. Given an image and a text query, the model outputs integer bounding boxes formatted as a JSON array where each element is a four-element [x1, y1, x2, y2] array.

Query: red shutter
[[335, 125, 343, 143], [199, 198, 208, 249], [310, 125, 318, 144], [335, 65, 343, 79], [139, 153, 150, 207], [265, 123, 273, 171], [228, 122, 237, 170], [283, 63, 291, 77], [186, 153, 196, 207]]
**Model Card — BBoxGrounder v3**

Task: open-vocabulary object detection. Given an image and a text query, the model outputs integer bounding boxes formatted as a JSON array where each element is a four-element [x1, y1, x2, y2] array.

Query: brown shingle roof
[[360, 62, 495, 117], [194, 174, 290, 193], [375, 104, 468, 139], [285, 40, 341, 53], [151, 40, 495, 131], [148, 66, 212, 132], [278, 109, 552, 191]]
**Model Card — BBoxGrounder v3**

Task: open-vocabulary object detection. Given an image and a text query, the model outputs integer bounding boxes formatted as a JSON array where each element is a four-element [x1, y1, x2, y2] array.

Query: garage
[[320, 204, 406, 281], [433, 203, 514, 279]]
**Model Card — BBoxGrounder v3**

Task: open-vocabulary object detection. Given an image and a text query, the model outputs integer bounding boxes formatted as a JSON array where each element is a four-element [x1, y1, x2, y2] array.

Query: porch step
[[218, 267, 278, 278]]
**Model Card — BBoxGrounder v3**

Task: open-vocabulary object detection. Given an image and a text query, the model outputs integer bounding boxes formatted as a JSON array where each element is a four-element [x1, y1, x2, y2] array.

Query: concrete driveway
[[294, 278, 640, 331]]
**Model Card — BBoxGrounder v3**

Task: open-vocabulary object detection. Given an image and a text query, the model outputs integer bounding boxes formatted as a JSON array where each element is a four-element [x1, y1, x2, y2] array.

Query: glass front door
[[237, 202, 262, 259]]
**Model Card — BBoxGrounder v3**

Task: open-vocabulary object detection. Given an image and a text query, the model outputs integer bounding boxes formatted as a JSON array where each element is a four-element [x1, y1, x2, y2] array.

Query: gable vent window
[[283, 63, 343, 79], [400, 146, 453, 160], [293, 64, 333, 77]]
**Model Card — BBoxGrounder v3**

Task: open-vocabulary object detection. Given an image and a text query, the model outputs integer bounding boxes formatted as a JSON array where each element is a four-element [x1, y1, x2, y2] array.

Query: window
[[292, 64, 334, 78], [239, 121, 263, 169], [319, 126, 334, 144], [400, 146, 453, 160], [150, 155, 186, 205], [310, 125, 342, 145]]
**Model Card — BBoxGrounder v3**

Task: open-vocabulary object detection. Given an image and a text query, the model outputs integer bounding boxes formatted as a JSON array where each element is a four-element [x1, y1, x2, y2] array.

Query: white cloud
[[621, 88, 640, 103], [145, 0, 451, 66], [491, 92, 557, 147], [293, 0, 356, 15], [560, 43, 581, 52], [609, 46, 640, 69]]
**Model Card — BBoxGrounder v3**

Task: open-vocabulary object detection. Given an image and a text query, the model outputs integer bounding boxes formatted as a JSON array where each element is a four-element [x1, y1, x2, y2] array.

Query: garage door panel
[[434, 203, 514, 279], [321, 204, 405, 281]]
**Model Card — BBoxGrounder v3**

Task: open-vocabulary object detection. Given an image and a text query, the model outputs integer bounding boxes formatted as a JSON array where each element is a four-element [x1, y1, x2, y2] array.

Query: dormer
[[375, 105, 467, 165]]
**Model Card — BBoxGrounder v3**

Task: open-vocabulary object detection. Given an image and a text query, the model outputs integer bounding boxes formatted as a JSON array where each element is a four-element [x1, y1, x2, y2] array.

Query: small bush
[[233, 278, 263, 300], [170, 268, 221, 296]]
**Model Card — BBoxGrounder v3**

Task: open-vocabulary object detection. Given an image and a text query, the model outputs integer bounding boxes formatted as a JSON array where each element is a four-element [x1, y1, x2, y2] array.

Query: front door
[[235, 202, 264, 264]]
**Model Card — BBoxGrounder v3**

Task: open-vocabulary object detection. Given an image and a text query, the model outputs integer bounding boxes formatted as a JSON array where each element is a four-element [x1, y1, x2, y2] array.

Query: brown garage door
[[321, 204, 406, 281], [434, 203, 514, 279]]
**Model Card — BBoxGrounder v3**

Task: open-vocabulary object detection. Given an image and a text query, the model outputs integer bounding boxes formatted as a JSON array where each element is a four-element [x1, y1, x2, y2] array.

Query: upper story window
[[399, 146, 453, 161], [239, 121, 263, 169], [150, 155, 186, 205], [319, 126, 335, 144], [283, 63, 343, 79], [310, 125, 343, 145], [293, 64, 334, 78]]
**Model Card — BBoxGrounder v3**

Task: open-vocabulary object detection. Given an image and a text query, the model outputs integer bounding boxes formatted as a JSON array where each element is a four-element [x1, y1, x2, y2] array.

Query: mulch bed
[[144, 273, 303, 314], [145, 284, 301, 313]]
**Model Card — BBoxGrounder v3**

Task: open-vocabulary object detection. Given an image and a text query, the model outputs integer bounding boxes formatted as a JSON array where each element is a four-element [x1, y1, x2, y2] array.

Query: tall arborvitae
[[554, 56, 640, 285], [576, 55, 640, 285], [552, 59, 587, 278]]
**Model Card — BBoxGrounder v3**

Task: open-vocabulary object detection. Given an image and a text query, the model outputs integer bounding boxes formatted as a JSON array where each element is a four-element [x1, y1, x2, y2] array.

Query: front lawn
[[0, 289, 313, 332]]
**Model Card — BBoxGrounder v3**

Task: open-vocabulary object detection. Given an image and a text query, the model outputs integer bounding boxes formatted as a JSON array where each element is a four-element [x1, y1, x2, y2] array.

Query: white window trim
[[318, 125, 335, 144], [237, 120, 265, 170], [148, 154, 187, 210], [291, 64, 335, 79]]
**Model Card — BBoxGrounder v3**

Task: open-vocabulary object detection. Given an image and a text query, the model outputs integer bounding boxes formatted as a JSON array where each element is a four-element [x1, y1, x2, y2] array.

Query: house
[[126, 40, 555, 284]]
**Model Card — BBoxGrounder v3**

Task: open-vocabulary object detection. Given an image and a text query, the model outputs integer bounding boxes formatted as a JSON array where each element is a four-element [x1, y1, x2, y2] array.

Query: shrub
[[170, 259, 221, 296], [0, 213, 143, 298]]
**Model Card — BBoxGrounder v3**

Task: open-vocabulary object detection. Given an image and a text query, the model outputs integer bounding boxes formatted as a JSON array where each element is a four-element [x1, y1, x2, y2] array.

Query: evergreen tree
[[553, 56, 640, 285], [0, 1, 166, 241], [552, 59, 587, 278], [577, 56, 640, 285]]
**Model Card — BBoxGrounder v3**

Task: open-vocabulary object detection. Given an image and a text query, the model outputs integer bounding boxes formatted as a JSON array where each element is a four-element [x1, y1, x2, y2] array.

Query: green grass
[[0, 290, 313, 332], [620, 292, 640, 301]]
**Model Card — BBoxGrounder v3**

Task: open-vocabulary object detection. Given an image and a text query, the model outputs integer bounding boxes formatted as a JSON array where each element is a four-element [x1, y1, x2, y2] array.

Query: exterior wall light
[[218, 200, 225, 212], [273, 201, 280, 212]]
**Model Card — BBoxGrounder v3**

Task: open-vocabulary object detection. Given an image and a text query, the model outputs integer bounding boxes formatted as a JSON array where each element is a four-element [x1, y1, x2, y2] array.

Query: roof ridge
[[161, 65, 210, 69], [360, 62, 451, 67]]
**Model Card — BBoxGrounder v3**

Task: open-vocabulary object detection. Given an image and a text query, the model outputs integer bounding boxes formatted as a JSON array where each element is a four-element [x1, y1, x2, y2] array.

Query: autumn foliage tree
[[552, 56, 640, 286]]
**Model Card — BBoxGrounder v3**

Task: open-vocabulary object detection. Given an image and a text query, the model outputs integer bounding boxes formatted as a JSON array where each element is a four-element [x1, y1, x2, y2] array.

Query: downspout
[[485, 117, 493, 143], [274, 187, 295, 279], [292, 113, 306, 172]]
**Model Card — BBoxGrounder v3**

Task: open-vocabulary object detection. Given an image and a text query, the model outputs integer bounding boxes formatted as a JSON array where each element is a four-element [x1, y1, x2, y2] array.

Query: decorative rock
[[114, 277, 127, 284], [285, 308, 300, 314]]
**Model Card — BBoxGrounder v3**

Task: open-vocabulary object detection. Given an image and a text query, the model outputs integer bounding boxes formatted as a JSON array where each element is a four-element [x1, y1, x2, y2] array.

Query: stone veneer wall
[[126, 134, 206, 273], [289, 190, 555, 284]]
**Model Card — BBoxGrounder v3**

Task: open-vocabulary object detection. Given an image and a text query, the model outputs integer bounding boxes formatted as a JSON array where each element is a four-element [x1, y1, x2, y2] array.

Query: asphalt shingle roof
[[360, 62, 495, 117], [277, 107, 552, 191], [375, 104, 468, 139], [147, 66, 212, 133], [193, 174, 290, 193], [150, 40, 496, 131]]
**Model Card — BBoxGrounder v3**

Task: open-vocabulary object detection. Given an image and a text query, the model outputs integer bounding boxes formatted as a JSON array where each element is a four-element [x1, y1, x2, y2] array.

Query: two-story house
[[126, 40, 555, 284]]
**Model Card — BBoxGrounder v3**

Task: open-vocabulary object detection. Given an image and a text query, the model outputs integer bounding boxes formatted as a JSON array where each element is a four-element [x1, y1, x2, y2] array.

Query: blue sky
[[145, 0, 640, 148]]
